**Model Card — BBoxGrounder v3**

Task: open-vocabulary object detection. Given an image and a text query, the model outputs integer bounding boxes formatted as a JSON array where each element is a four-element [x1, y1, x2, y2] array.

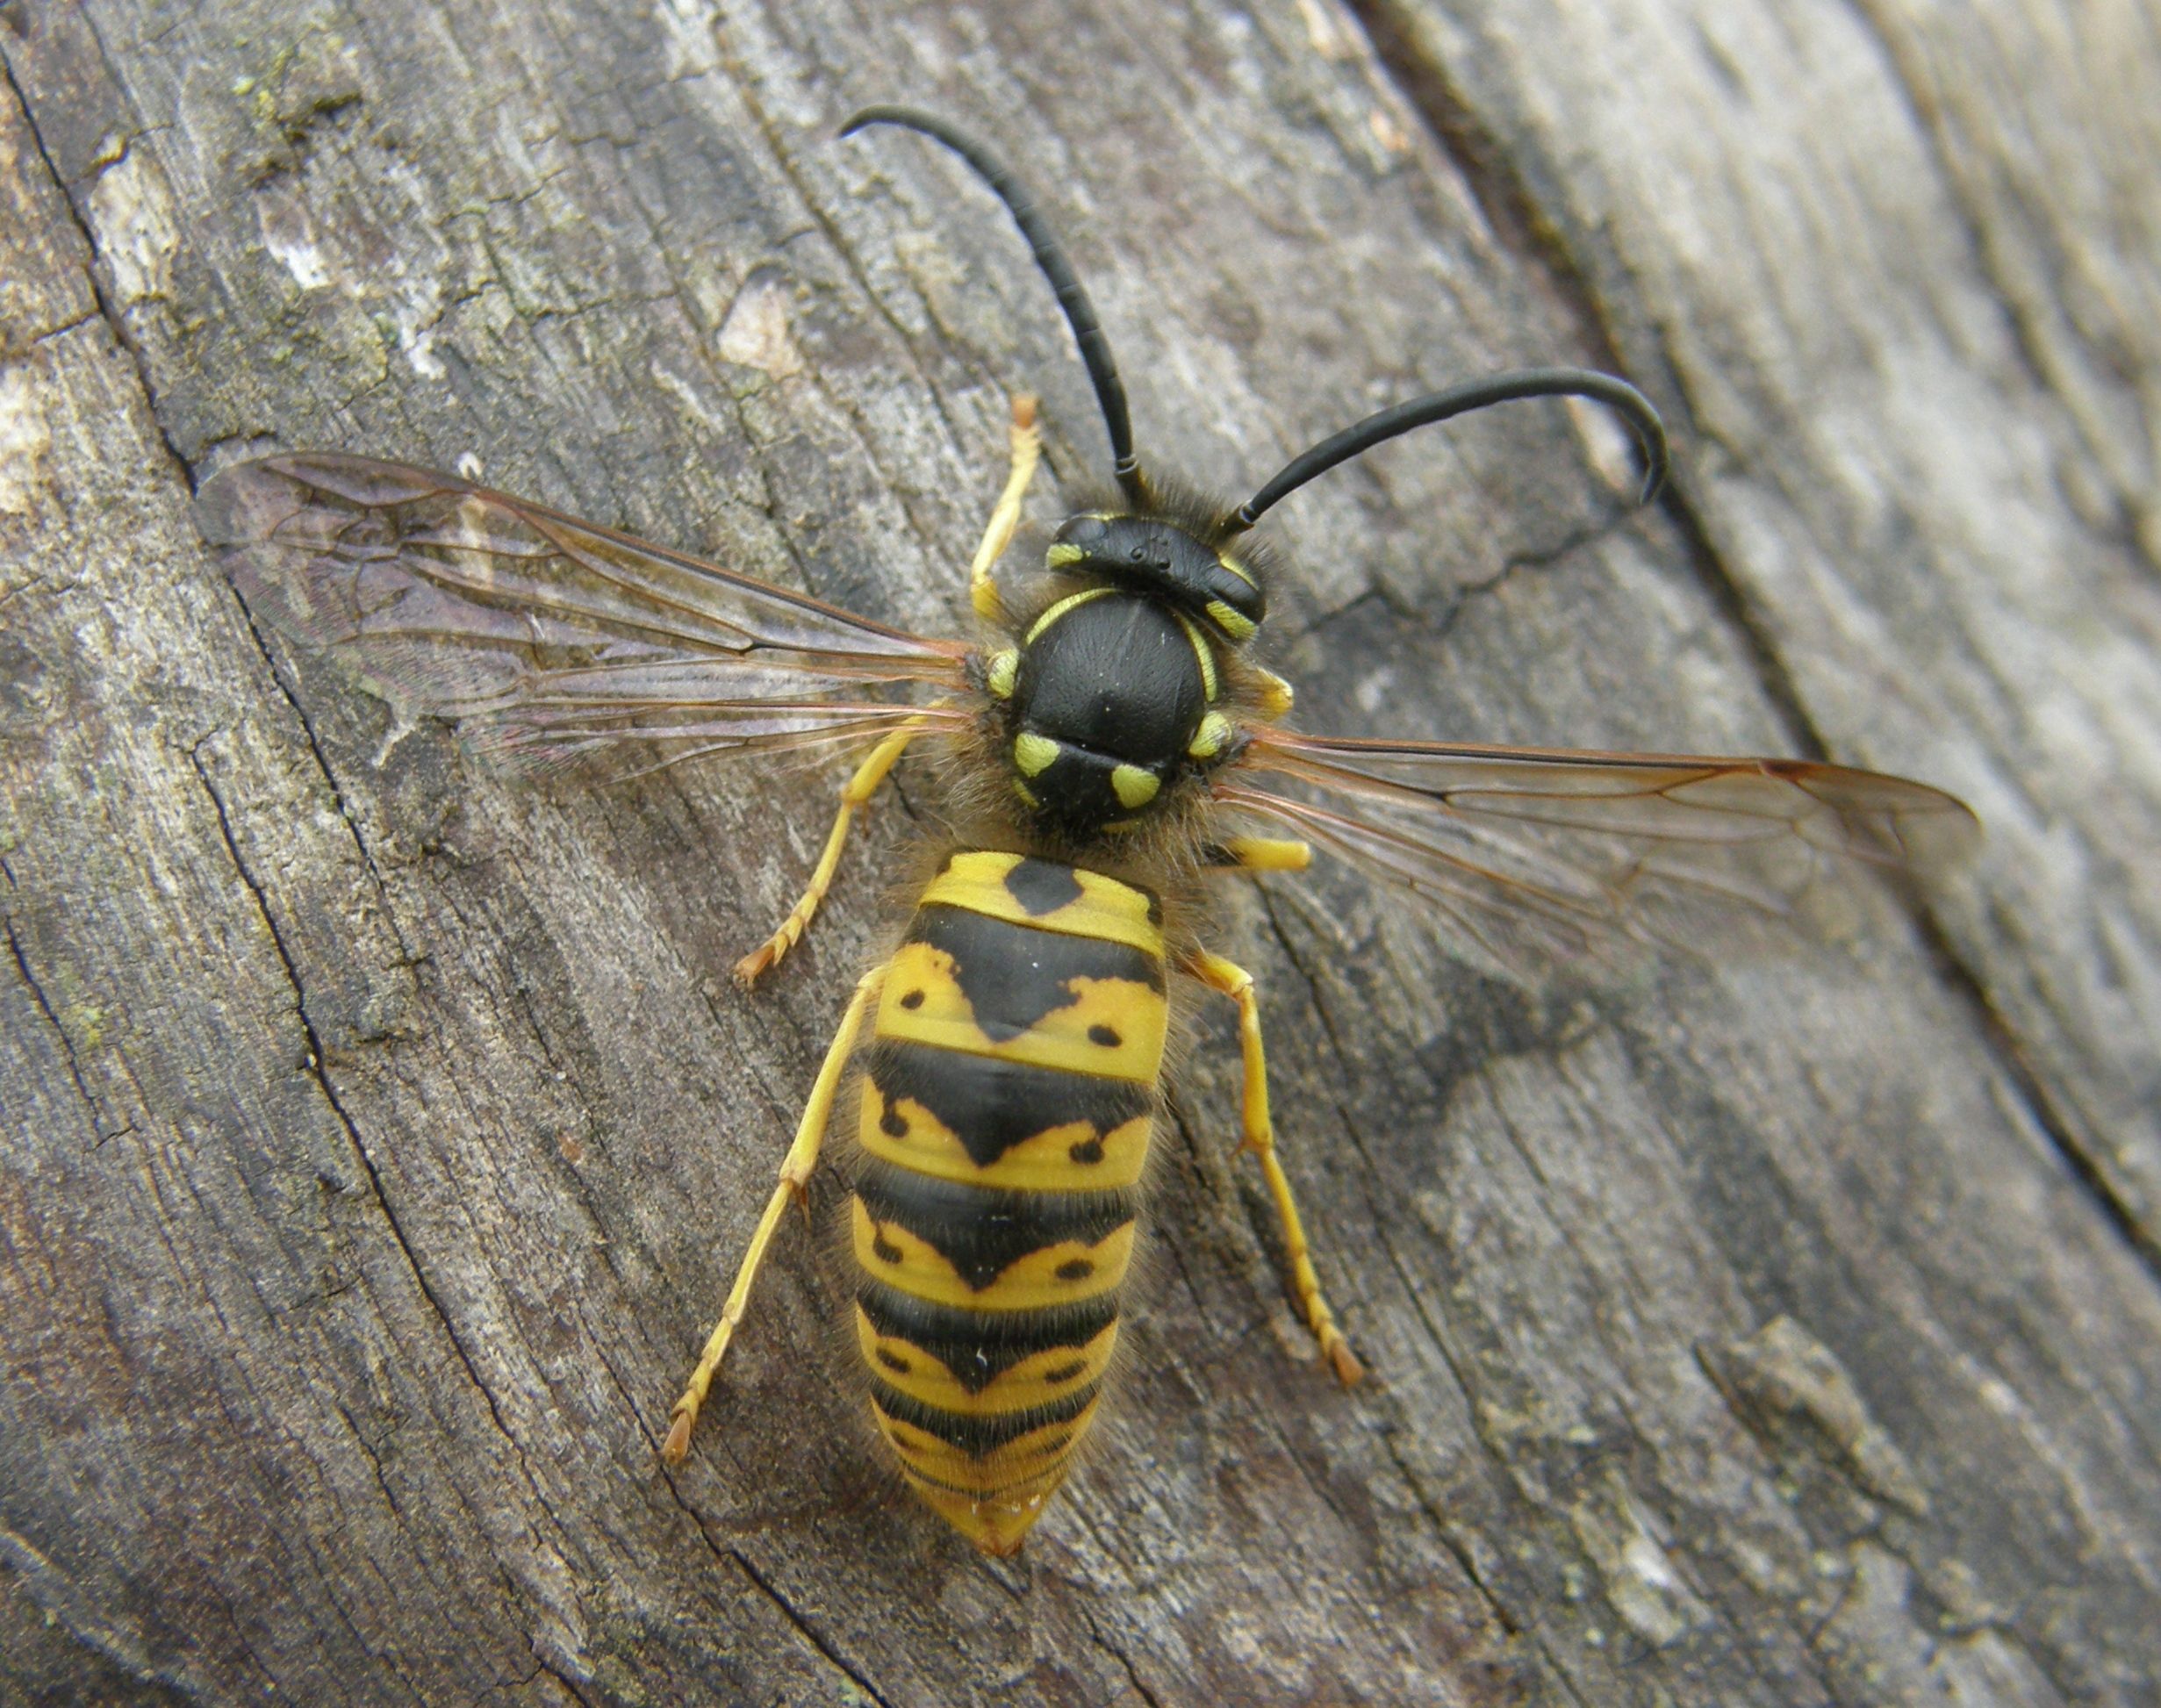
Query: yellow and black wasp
[[201, 107, 1976, 1555]]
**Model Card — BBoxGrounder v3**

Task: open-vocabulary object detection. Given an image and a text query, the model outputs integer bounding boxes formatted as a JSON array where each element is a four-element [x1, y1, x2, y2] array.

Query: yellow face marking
[[1025, 585, 1115, 644], [851, 1198, 1138, 1310], [1217, 554, 1255, 586], [1110, 764, 1160, 810], [1045, 542, 1085, 571], [1013, 731, 1059, 777], [1204, 599, 1258, 642], [1171, 609, 1220, 701], [1255, 668, 1294, 721], [985, 649, 1019, 699], [920, 852, 1163, 955], [857, 1081, 1154, 1190], [875, 944, 1168, 1081], [1188, 711, 1232, 759], [855, 1306, 1121, 1417]]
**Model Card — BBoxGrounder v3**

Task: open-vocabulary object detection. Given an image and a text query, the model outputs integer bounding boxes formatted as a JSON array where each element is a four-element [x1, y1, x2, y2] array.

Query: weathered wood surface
[[3, 1, 2156, 1703]]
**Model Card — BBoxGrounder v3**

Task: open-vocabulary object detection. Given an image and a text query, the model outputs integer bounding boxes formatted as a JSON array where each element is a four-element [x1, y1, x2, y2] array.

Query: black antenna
[[842, 105, 1145, 505], [1227, 367, 1669, 533]]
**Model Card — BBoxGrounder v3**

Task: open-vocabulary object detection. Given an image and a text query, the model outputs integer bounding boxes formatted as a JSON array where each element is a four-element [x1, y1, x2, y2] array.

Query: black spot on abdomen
[[854, 1162, 1134, 1294], [866, 1040, 1150, 1170], [1002, 858, 1085, 916], [869, 1377, 1101, 1457], [858, 1285, 1118, 1394], [903, 904, 1161, 1042]]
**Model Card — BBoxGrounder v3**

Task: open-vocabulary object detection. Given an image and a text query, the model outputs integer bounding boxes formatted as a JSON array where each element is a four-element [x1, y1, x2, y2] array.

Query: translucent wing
[[198, 453, 976, 778], [1220, 728, 1978, 975]]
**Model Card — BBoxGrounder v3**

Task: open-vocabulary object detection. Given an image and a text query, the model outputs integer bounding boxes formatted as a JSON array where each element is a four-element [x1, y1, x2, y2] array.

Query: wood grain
[[4, 1, 2156, 1702]]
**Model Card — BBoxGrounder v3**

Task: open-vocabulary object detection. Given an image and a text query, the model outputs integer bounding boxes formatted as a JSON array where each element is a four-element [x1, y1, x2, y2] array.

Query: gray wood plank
[[4, 2, 2155, 1702]]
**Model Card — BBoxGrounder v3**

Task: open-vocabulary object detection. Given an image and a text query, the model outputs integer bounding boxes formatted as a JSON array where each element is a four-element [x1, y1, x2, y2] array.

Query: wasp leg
[[735, 726, 921, 987], [664, 963, 886, 1463], [968, 394, 1043, 621], [1188, 951, 1365, 1386], [1203, 836, 1312, 875]]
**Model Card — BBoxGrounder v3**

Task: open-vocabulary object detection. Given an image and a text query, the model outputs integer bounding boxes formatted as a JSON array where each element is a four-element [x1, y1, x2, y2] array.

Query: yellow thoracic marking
[[1188, 711, 1232, 759], [1171, 609, 1219, 702], [1012, 779, 1040, 809], [1110, 764, 1160, 809], [1013, 731, 1059, 777], [854, 1305, 1121, 1416], [1045, 542, 1085, 570], [1026, 585, 1115, 644], [1255, 668, 1294, 720], [921, 852, 1163, 954], [851, 1198, 1137, 1310], [857, 1080, 1153, 1189], [877, 944, 1168, 1081], [985, 649, 1019, 699], [1204, 599, 1257, 641]]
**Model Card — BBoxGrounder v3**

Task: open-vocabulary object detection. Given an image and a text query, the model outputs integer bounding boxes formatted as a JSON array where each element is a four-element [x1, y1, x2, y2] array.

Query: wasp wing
[[198, 453, 975, 778], [1219, 728, 1977, 975]]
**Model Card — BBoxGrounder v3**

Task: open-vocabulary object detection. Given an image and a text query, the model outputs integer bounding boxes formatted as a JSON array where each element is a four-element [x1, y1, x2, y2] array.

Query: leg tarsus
[[969, 395, 1043, 622], [663, 964, 886, 1462], [1203, 836, 1312, 876], [736, 727, 920, 987], [1187, 950, 1365, 1386], [737, 390, 1042, 989]]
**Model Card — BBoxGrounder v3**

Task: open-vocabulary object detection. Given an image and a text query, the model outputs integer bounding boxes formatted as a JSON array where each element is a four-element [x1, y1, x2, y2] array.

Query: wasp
[[201, 107, 1976, 1556]]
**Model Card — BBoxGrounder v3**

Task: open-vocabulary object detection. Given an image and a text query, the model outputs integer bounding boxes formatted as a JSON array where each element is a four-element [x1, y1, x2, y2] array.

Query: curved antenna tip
[[838, 103, 913, 140], [1632, 402, 1670, 506], [1236, 366, 1670, 529]]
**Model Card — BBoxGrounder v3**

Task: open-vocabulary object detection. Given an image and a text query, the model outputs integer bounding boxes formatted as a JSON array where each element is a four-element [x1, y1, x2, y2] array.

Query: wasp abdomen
[[850, 850, 1167, 1554]]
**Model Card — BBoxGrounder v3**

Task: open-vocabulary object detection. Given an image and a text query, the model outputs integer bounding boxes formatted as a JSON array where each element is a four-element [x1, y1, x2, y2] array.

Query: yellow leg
[[1188, 951, 1365, 1386], [735, 726, 919, 987], [969, 394, 1043, 621], [663, 963, 886, 1463], [1205, 836, 1312, 875]]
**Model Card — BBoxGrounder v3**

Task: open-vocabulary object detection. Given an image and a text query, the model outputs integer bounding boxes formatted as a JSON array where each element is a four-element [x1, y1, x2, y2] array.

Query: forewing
[[1221, 728, 1978, 975], [199, 453, 974, 777]]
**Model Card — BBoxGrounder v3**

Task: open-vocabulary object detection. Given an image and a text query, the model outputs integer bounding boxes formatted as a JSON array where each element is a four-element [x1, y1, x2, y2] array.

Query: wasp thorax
[[1046, 513, 1264, 642], [1004, 591, 1210, 835]]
